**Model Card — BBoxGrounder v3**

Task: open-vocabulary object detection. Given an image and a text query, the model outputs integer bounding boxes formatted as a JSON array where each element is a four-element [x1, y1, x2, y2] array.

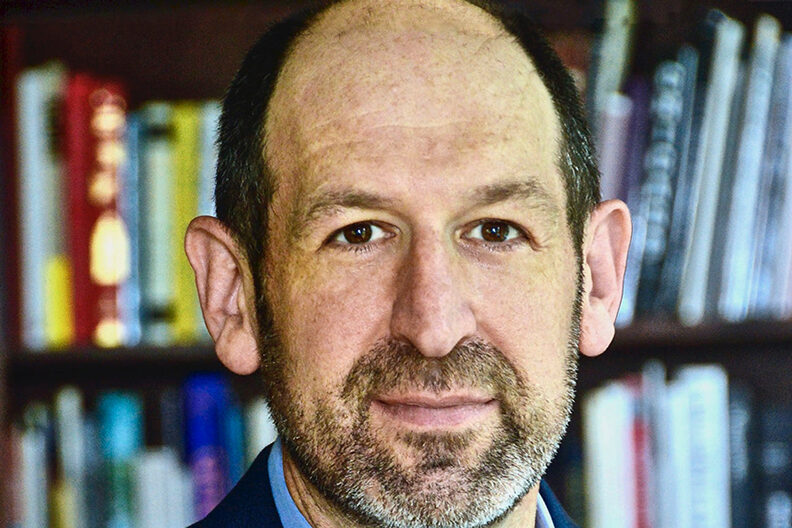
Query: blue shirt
[[268, 438, 555, 528]]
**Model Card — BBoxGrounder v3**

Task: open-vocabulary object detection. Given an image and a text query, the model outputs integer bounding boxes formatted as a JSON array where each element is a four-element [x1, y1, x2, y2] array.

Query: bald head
[[214, 0, 598, 274]]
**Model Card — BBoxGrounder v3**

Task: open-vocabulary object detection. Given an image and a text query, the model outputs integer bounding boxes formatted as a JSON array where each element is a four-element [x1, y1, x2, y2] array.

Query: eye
[[466, 220, 524, 243], [332, 222, 389, 245]]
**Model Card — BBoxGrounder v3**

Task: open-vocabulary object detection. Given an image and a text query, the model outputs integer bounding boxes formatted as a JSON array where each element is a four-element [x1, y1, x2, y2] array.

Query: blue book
[[184, 373, 230, 518], [97, 392, 144, 528], [118, 112, 142, 346]]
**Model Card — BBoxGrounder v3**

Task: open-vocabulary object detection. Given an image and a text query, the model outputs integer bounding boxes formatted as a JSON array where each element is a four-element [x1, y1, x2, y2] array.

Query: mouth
[[372, 393, 498, 428]]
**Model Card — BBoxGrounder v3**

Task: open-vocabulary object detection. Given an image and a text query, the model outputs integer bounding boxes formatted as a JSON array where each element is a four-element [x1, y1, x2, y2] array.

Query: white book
[[21, 403, 49, 528], [582, 382, 637, 528], [596, 91, 633, 201], [134, 447, 192, 528], [139, 102, 175, 344], [666, 379, 693, 528], [676, 365, 731, 528], [718, 15, 781, 322], [245, 397, 278, 465], [16, 62, 67, 349], [763, 35, 792, 320], [641, 361, 672, 528], [54, 387, 86, 528], [678, 17, 745, 326], [587, 0, 636, 131]]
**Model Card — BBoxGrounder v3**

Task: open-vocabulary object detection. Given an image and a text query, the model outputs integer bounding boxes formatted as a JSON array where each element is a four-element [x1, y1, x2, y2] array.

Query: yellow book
[[45, 256, 75, 348], [170, 103, 202, 343]]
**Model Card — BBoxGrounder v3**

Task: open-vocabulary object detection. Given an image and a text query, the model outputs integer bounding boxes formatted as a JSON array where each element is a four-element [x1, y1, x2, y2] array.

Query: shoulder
[[539, 480, 580, 528], [188, 444, 283, 528]]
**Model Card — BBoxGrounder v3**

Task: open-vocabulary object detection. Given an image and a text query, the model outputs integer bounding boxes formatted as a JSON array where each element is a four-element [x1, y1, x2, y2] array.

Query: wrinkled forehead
[[265, 0, 560, 178]]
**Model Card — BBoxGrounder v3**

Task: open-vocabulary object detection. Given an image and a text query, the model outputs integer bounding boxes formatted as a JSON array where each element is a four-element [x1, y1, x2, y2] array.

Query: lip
[[373, 393, 498, 428]]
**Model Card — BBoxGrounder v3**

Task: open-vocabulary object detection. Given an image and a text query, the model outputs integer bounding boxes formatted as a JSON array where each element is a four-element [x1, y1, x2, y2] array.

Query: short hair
[[215, 0, 600, 299]]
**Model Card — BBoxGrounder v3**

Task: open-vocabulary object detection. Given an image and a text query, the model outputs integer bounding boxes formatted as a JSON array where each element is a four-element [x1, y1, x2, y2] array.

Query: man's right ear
[[184, 216, 260, 375]]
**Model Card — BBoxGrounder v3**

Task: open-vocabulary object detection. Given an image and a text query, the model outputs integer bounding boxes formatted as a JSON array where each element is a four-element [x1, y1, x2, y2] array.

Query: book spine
[[634, 61, 686, 316], [756, 406, 792, 528], [170, 103, 202, 343], [585, 0, 636, 132], [677, 365, 731, 528], [65, 74, 131, 347], [244, 398, 278, 465], [54, 387, 86, 528], [139, 102, 175, 344], [583, 381, 637, 528], [97, 392, 144, 528], [654, 44, 700, 315], [678, 16, 745, 326], [21, 403, 50, 528], [718, 15, 781, 322], [728, 384, 754, 528], [184, 373, 229, 518], [16, 63, 71, 349], [118, 113, 142, 346]]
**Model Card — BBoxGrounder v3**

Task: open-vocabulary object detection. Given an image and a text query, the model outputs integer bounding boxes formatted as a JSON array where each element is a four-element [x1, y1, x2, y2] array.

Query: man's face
[[260, 2, 581, 527]]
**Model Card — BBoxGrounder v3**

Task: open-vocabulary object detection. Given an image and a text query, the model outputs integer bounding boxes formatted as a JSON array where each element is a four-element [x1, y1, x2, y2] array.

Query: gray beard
[[257, 331, 579, 528]]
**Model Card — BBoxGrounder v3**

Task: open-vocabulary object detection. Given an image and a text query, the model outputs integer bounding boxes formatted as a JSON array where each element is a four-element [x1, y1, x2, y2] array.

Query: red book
[[64, 73, 130, 347], [0, 26, 23, 348]]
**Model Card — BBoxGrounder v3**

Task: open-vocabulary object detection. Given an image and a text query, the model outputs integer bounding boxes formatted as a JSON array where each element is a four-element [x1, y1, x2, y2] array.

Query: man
[[185, 0, 631, 526]]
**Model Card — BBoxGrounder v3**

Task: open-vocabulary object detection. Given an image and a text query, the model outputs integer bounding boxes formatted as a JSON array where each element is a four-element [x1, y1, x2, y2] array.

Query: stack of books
[[10, 61, 220, 350], [9, 374, 278, 528]]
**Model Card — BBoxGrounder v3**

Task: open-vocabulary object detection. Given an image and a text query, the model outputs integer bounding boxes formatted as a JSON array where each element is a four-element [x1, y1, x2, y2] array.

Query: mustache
[[341, 337, 526, 406]]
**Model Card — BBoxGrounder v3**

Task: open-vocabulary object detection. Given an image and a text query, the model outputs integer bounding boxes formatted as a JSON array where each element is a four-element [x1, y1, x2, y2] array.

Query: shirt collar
[[268, 438, 555, 528]]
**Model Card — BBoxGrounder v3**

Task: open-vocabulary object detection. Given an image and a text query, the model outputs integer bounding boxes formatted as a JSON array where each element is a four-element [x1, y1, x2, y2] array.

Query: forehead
[[264, 0, 563, 204]]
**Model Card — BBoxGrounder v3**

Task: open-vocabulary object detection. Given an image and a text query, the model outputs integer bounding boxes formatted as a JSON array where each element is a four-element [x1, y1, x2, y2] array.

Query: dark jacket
[[190, 444, 579, 528]]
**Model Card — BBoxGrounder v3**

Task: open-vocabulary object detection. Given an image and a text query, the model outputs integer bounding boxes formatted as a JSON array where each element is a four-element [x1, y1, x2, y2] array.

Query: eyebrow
[[289, 177, 559, 240], [289, 189, 395, 240], [469, 178, 558, 213]]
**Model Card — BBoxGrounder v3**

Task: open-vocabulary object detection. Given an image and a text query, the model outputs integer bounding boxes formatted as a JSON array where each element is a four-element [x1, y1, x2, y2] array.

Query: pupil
[[482, 222, 508, 242], [344, 223, 372, 244]]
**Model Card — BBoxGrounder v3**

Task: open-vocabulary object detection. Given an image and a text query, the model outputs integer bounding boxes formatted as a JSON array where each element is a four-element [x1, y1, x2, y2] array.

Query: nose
[[389, 234, 477, 357]]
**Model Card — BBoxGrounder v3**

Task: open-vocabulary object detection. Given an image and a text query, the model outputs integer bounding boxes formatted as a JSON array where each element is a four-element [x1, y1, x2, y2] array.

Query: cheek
[[472, 250, 578, 390], [270, 257, 397, 397]]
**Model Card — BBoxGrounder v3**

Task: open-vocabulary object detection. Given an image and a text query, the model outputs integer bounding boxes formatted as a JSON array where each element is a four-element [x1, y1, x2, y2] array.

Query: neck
[[281, 447, 539, 528]]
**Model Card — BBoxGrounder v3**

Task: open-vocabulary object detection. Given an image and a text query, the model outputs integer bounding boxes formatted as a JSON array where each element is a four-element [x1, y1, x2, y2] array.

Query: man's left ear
[[579, 199, 632, 357]]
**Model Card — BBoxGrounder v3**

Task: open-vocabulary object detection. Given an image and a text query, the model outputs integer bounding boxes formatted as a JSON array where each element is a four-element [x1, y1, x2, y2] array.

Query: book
[[16, 62, 73, 349], [133, 447, 194, 528], [595, 91, 633, 201], [654, 44, 700, 316], [634, 62, 686, 317], [756, 405, 792, 528], [20, 403, 50, 528], [728, 383, 754, 528], [750, 34, 792, 320], [718, 15, 781, 322], [170, 102, 203, 343], [244, 397, 278, 465], [582, 380, 637, 528], [676, 365, 731, 528], [118, 112, 143, 346], [677, 14, 745, 326], [139, 102, 175, 344], [64, 73, 131, 347], [53, 387, 86, 528], [184, 373, 230, 519], [97, 392, 144, 528], [585, 0, 636, 134]]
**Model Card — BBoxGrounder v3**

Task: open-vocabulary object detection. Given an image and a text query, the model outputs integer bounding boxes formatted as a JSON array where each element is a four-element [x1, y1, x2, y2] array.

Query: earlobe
[[578, 200, 632, 357], [184, 216, 261, 374]]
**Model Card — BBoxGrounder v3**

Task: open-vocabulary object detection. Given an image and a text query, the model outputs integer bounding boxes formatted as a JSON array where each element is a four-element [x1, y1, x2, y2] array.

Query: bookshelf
[[3, 1, 792, 527]]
